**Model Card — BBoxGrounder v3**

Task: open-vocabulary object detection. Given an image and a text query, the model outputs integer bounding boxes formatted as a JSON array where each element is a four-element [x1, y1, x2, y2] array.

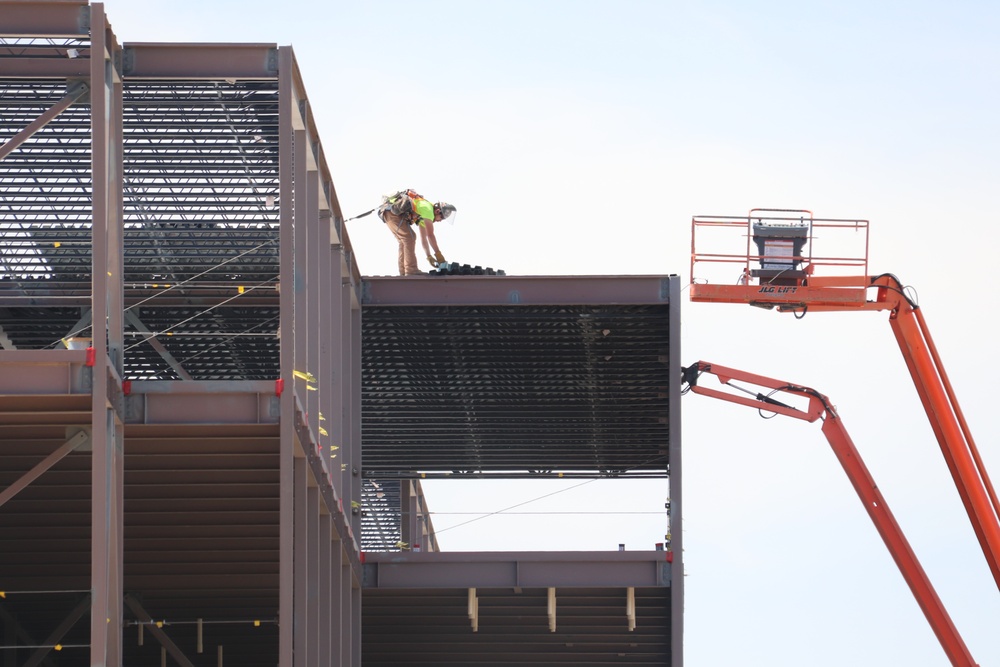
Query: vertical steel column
[[293, 459, 308, 666], [331, 541, 343, 667], [339, 283, 351, 500], [306, 140, 321, 454], [340, 559, 351, 667], [107, 23, 124, 373], [319, 209, 335, 478], [89, 4, 124, 664], [318, 512, 333, 666], [330, 242, 344, 498], [277, 46, 296, 667], [307, 486, 320, 667], [667, 275, 683, 667], [350, 302, 363, 666], [293, 124, 308, 430], [108, 29, 125, 667]]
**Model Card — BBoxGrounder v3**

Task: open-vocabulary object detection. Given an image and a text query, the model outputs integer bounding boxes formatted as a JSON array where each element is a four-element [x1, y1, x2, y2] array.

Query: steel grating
[[362, 304, 671, 479], [1, 74, 281, 380]]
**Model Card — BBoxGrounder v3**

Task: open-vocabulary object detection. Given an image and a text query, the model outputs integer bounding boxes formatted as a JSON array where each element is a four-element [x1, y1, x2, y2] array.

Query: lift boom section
[[690, 209, 1000, 594], [683, 361, 978, 666]]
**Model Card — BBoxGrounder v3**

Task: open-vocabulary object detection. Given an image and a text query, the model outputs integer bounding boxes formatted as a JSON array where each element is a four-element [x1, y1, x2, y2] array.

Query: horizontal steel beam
[[122, 43, 279, 79], [362, 551, 671, 589], [123, 381, 280, 424], [361, 275, 676, 307], [0, 2, 90, 36]]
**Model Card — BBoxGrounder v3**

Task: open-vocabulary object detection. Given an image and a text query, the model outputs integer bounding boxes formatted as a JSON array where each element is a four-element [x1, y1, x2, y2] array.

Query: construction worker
[[378, 190, 456, 276]]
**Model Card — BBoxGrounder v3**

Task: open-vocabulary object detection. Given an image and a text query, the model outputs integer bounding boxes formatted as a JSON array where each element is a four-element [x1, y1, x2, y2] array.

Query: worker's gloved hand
[[434, 250, 446, 265], [426, 254, 439, 268]]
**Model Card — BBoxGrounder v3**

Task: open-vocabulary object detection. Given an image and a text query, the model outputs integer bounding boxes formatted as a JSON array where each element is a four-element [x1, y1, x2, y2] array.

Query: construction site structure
[[689, 209, 1000, 664], [0, 3, 682, 665]]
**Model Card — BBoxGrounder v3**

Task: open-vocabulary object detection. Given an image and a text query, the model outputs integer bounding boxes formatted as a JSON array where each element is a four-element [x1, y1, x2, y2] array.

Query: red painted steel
[[690, 213, 1000, 595], [687, 361, 979, 667]]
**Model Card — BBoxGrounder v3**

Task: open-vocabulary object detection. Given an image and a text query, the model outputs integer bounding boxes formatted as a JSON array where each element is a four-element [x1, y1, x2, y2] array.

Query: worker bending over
[[378, 189, 456, 276]]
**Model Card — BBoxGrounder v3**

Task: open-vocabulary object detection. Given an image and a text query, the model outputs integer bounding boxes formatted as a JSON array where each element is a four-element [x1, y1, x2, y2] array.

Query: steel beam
[[0, 82, 89, 161], [0, 429, 89, 508], [0, 1, 90, 36], [362, 552, 671, 589], [123, 383, 278, 425], [122, 43, 278, 79], [361, 274, 675, 307]]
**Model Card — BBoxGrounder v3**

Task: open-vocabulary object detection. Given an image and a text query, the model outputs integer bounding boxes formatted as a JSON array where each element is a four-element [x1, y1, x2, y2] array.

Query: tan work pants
[[383, 211, 422, 275]]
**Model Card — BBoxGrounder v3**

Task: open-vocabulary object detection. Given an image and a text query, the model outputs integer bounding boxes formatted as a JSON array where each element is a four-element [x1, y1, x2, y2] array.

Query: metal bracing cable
[[46, 238, 276, 348], [425, 453, 669, 536], [123, 277, 277, 353], [174, 315, 278, 366]]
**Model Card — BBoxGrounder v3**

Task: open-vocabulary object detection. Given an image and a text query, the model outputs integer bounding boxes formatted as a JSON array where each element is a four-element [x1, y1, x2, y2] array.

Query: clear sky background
[[100, 1, 1000, 665]]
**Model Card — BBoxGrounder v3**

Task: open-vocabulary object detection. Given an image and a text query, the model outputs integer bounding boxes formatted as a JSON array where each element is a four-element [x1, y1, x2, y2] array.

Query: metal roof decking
[[361, 277, 677, 479], [1, 76, 281, 380]]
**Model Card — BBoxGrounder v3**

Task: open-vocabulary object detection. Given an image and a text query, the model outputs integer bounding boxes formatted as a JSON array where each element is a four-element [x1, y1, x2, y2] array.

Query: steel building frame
[[2, 3, 683, 666], [2, 3, 362, 665]]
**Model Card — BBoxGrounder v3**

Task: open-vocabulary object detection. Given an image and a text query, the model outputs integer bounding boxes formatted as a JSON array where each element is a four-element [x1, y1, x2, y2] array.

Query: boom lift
[[688, 209, 1000, 665], [681, 361, 978, 666]]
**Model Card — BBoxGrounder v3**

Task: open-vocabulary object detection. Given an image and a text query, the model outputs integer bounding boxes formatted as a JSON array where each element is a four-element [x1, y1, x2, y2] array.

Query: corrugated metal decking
[[362, 300, 672, 479]]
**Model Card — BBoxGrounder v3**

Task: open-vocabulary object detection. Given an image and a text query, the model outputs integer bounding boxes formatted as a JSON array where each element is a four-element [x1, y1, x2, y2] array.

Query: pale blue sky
[[101, 1, 1000, 664]]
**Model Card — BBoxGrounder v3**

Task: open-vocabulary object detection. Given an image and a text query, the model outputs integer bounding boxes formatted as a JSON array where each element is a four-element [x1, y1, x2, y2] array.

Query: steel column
[[319, 211, 335, 478], [293, 458, 308, 666], [318, 513, 333, 667], [293, 124, 309, 444], [667, 274, 683, 667], [340, 559, 351, 667], [350, 298, 362, 546], [331, 542, 343, 667], [330, 244, 345, 498], [89, 5, 124, 664], [277, 45, 296, 667], [351, 578, 361, 667], [306, 137, 321, 459], [307, 486, 320, 667]]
